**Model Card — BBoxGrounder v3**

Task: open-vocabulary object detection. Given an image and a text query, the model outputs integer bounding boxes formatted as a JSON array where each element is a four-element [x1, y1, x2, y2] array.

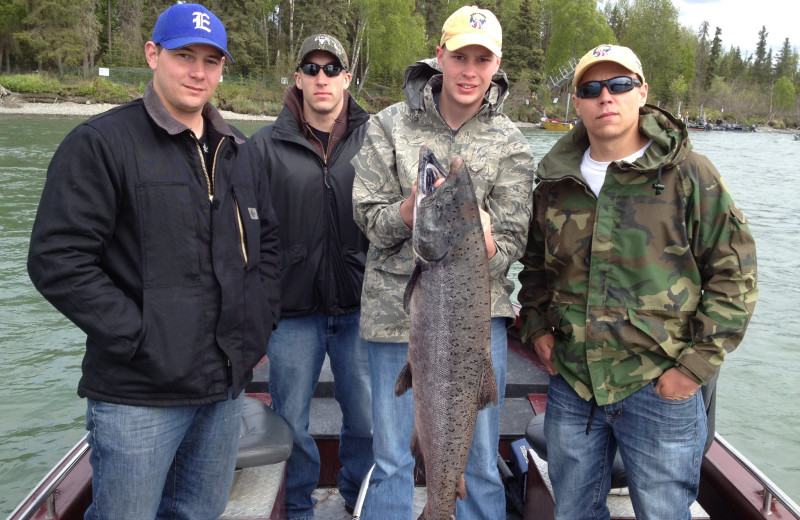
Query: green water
[[1, 115, 798, 515]]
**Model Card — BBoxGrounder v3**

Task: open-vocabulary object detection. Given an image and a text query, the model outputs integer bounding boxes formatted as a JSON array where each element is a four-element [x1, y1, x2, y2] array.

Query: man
[[27, 4, 280, 519], [351, 6, 535, 519], [517, 44, 758, 520], [251, 34, 373, 519]]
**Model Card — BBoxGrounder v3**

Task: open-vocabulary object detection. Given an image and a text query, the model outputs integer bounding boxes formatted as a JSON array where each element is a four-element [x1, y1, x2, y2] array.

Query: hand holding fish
[[479, 207, 497, 259], [400, 181, 417, 229]]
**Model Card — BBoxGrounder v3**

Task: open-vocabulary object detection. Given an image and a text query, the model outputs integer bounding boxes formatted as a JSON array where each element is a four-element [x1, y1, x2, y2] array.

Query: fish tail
[[395, 362, 413, 396]]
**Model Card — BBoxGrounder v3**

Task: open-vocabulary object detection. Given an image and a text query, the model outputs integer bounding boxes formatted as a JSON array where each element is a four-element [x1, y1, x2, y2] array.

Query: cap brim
[[573, 58, 643, 87], [444, 34, 501, 58], [160, 37, 233, 63]]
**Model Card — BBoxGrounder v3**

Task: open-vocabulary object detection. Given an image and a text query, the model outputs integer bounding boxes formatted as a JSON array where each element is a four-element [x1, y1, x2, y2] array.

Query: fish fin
[[456, 473, 467, 500], [403, 263, 422, 313], [477, 357, 499, 410], [410, 428, 426, 476], [395, 362, 413, 396]]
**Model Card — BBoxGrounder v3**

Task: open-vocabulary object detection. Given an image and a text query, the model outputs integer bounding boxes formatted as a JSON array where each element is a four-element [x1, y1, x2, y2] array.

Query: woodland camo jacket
[[352, 58, 535, 342], [517, 104, 758, 405]]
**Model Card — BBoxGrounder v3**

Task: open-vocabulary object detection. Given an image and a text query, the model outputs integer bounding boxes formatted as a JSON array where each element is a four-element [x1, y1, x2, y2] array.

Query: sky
[[671, 0, 797, 57]]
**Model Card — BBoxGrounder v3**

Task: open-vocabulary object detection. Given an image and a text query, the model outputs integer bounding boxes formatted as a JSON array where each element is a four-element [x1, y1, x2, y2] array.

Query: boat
[[541, 117, 574, 131], [8, 310, 800, 520]]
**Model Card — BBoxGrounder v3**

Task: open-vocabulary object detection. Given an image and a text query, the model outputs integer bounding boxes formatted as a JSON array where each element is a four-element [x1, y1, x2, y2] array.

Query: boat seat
[[236, 396, 292, 469], [525, 371, 718, 490]]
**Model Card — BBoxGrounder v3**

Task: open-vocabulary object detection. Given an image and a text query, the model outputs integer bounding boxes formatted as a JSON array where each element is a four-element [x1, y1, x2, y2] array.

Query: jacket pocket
[[137, 183, 199, 287], [134, 285, 206, 390]]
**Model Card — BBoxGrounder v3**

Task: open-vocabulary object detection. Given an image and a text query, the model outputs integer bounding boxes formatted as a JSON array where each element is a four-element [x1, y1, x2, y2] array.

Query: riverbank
[[3, 95, 794, 132], [0, 94, 276, 122], [0, 95, 547, 127]]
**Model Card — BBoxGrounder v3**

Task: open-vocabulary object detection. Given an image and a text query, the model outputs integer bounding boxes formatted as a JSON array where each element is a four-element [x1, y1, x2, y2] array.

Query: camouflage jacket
[[352, 58, 535, 342], [517, 105, 758, 405]]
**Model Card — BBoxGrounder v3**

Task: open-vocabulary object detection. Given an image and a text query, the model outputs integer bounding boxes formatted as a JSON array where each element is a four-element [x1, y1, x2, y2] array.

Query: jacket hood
[[401, 57, 510, 117], [537, 103, 691, 182]]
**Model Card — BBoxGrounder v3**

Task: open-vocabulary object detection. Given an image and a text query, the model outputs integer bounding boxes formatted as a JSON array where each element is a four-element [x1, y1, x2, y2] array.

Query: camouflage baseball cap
[[297, 34, 349, 70]]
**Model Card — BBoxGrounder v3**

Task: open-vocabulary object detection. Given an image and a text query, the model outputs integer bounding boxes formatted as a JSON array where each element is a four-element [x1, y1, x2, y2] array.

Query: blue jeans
[[267, 310, 373, 519], [544, 375, 707, 520], [84, 389, 242, 520], [361, 318, 507, 520]]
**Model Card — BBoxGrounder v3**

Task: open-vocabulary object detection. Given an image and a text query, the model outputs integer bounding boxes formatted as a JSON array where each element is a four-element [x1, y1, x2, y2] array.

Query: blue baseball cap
[[152, 3, 233, 63]]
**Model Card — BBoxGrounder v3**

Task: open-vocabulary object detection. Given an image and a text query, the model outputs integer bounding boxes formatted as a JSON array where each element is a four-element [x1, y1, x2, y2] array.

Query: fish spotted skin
[[395, 145, 498, 520]]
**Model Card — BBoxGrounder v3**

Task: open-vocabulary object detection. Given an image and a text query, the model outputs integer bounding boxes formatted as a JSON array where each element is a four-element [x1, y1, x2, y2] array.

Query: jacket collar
[[276, 85, 368, 154], [143, 82, 245, 145], [401, 57, 510, 119], [537, 104, 691, 182]]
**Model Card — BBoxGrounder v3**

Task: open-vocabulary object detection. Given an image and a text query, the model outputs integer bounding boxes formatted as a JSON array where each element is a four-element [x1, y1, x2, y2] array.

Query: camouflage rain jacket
[[517, 104, 758, 405], [352, 58, 535, 342]]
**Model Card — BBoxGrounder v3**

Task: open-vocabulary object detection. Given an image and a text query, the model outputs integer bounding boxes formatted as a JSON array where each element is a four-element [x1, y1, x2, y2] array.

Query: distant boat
[[541, 117, 574, 131]]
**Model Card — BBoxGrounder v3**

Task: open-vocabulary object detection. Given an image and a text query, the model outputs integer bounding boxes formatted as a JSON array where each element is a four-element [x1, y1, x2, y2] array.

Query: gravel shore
[[0, 95, 275, 122]]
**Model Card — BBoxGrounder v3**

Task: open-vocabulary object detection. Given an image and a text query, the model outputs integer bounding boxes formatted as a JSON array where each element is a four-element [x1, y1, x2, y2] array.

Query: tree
[[503, 0, 545, 85], [116, 0, 144, 67], [352, 0, 426, 89], [621, 0, 693, 104], [542, 0, 615, 75], [703, 26, 721, 91], [773, 38, 798, 84], [692, 21, 709, 91], [603, 0, 629, 42], [771, 76, 795, 114], [751, 25, 770, 85], [0, 0, 26, 73], [22, 0, 83, 75], [76, 0, 101, 76]]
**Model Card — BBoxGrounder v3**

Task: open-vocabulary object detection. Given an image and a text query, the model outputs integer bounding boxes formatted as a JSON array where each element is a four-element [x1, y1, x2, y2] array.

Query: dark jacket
[[251, 87, 370, 317], [27, 83, 281, 406]]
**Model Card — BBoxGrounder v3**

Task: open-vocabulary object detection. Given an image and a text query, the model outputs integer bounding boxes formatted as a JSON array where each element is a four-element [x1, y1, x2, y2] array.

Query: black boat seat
[[525, 372, 718, 490], [236, 396, 293, 470]]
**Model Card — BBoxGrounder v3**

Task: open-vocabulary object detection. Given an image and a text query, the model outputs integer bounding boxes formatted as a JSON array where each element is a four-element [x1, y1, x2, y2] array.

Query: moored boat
[[8, 311, 800, 520], [541, 118, 574, 131]]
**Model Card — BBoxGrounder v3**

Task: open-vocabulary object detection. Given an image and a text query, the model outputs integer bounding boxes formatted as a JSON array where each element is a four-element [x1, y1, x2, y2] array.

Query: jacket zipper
[[231, 190, 249, 266]]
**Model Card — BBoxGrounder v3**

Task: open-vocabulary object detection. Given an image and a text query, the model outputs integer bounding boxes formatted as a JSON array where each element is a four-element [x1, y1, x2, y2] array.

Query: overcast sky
[[671, 0, 797, 57]]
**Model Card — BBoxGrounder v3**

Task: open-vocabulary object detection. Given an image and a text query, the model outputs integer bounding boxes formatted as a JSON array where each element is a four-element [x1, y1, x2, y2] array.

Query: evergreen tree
[[773, 37, 798, 84], [751, 25, 770, 85], [503, 0, 545, 84], [703, 26, 721, 91], [0, 0, 26, 73], [692, 20, 709, 91]]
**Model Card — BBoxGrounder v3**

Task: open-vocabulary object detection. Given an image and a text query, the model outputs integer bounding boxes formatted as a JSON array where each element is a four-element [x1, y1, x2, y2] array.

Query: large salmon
[[395, 146, 498, 520]]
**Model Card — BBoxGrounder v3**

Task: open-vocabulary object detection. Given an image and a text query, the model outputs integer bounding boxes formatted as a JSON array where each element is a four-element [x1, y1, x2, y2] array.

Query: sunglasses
[[575, 76, 642, 98], [298, 63, 346, 77]]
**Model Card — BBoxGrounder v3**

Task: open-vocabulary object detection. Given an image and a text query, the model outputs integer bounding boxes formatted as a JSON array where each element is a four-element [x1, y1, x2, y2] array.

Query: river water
[[1, 115, 798, 515]]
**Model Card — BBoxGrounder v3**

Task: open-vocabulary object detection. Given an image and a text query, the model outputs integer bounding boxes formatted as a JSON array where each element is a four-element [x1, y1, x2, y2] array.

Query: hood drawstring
[[653, 163, 665, 195]]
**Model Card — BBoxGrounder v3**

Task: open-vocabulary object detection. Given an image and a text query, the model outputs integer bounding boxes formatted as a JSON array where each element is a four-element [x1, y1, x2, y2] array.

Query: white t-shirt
[[580, 140, 653, 197]]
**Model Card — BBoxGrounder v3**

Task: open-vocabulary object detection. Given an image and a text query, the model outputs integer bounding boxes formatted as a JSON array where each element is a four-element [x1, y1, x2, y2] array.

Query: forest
[[1, 0, 798, 125]]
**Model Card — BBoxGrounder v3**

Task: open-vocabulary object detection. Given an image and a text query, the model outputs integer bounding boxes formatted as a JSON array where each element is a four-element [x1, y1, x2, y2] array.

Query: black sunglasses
[[575, 76, 642, 98], [298, 63, 346, 77]]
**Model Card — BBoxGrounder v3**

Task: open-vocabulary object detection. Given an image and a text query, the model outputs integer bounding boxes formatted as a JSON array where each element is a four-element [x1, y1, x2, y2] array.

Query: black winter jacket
[[27, 83, 281, 406], [251, 89, 369, 317]]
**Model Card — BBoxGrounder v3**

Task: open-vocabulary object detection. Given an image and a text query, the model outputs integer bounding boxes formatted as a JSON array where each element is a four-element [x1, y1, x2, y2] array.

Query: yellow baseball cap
[[440, 6, 502, 58], [573, 44, 645, 87]]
